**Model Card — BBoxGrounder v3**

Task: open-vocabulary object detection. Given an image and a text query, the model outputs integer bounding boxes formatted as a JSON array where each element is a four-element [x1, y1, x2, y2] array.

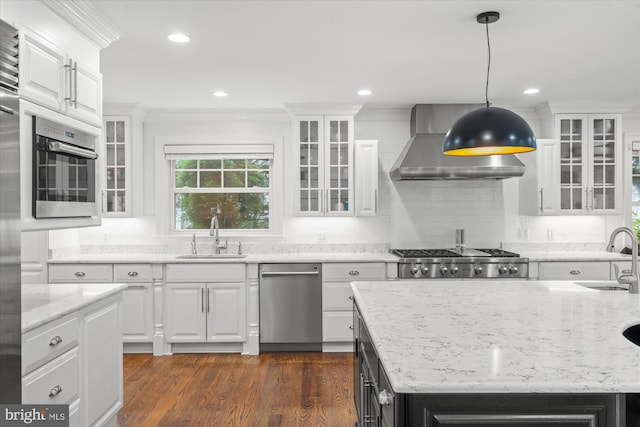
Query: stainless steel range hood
[[389, 104, 526, 180]]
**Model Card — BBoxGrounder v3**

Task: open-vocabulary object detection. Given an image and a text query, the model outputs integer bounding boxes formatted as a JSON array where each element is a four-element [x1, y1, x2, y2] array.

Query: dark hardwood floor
[[118, 352, 356, 427]]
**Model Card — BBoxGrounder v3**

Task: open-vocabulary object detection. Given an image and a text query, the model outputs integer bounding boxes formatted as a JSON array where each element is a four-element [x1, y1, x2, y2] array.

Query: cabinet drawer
[[49, 264, 113, 283], [114, 264, 153, 282], [323, 282, 354, 310], [23, 347, 79, 405], [166, 263, 245, 282], [323, 311, 353, 342], [538, 261, 610, 280], [323, 263, 386, 282], [23, 316, 80, 374]]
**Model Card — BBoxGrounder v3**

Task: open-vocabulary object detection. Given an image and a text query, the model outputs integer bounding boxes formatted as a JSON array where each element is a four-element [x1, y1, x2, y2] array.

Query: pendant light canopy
[[443, 11, 536, 157]]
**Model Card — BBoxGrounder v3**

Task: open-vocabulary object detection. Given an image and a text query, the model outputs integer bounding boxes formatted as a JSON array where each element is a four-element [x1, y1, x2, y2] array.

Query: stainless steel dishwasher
[[259, 263, 322, 351]]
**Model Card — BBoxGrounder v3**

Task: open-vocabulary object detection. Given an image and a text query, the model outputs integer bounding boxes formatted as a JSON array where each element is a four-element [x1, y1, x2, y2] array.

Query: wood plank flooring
[[118, 353, 356, 427]]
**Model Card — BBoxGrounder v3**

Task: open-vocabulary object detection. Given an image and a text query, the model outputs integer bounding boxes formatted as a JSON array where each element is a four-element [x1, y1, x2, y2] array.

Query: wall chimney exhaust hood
[[389, 104, 526, 180]]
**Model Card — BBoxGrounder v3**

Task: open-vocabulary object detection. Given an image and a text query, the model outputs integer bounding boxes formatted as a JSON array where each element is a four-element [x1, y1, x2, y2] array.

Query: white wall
[[54, 104, 638, 250]]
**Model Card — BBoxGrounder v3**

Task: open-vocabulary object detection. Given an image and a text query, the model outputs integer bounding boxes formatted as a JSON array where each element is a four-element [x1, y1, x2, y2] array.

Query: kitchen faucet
[[606, 226, 639, 294], [209, 206, 227, 254]]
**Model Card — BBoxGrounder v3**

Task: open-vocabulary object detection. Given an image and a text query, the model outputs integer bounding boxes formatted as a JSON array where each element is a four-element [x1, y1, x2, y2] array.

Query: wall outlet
[[316, 230, 328, 243], [547, 228, 554, 241]]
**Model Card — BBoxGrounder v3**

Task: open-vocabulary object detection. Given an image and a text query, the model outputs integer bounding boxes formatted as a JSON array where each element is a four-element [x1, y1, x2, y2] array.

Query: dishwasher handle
[[260, 271, 320, 277]]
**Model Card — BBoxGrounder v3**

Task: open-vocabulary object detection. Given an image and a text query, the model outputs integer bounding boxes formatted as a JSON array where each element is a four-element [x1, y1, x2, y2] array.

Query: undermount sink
[[574, 281, 629, 291], [623, 324, 640, 347], [176, 254, 247, 259]]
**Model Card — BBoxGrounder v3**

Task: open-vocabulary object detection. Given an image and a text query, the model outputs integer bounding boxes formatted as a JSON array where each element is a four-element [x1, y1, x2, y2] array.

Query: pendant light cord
[[485, 19, 491, 108]]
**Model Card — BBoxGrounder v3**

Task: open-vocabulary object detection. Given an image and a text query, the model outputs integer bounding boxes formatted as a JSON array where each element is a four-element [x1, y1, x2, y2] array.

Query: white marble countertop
[[22, 283, 128, 333], [526, 251, 631, 262], [352, 280, 640, 394], [47, 252, 399, 264]]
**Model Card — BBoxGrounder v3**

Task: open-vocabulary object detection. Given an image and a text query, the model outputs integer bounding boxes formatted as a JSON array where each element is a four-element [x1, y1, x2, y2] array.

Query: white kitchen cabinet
[[165, 264, 246, 348], [555, 114, 622, 214], [295, 115, 354, 216], [82, 298, 122, 427], [19, 27, 102, 127], [103, 116, 131, 215], [49, 264, 113, 283], [114, 264, 153, 344], [322, 262, 386, 351], [354, 140, 379, 216], [519, 139, 560, 215], [22, 292, 123, 427], [537, 261, 610, 280]]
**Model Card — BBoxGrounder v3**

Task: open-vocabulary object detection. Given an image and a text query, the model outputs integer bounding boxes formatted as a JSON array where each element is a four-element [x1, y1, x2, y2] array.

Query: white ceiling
[[92, 0, 640, 111]]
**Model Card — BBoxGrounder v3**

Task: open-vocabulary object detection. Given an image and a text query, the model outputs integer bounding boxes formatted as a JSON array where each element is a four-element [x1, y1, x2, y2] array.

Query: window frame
[[155, 137, 283, 237]]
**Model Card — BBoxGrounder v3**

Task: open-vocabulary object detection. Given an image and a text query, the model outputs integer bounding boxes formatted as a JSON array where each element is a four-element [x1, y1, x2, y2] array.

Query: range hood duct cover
[[389, 104, 526, 180]]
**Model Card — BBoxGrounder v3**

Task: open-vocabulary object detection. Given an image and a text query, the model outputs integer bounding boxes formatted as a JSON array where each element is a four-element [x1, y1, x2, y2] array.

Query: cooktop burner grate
[[392, 249, 461, 258]]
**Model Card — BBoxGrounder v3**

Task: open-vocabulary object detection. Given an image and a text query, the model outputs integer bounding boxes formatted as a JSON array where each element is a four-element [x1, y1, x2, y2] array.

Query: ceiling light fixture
[[167, 33, 190, 43], [212, 91, 228, 97], [443, 11, 536, 157], [357, 89, 372, 96], [523, 87, 540, 95]]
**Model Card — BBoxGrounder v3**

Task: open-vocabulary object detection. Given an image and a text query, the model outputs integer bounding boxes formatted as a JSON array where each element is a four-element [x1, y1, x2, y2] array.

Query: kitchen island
[[352, 280, 640, 426]]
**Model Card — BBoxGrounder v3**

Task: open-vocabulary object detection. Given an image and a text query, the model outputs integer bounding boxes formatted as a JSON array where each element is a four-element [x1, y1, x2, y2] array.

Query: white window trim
[[155, 136, 284, 237]]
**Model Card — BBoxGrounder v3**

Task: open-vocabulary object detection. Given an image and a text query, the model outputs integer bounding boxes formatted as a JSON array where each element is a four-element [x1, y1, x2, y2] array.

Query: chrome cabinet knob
[[508, 265, 519, 274], [498, 265, 508, 274], [439, 266, 448, 275], [49, 336, 63, 346], [74, 271, 85, 277], [474, 265, 483, 275]]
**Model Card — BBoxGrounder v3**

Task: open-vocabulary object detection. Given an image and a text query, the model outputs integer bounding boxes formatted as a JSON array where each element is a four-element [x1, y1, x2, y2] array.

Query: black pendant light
[[443, 11, 536, 156]]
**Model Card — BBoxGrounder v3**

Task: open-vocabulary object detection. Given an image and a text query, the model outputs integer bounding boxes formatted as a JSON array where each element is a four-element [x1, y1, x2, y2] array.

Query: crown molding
[[545, 100, 631, 115], [283, 103, 363, 116], [40, 0, 121, 49], [144, 108, 291, 123]]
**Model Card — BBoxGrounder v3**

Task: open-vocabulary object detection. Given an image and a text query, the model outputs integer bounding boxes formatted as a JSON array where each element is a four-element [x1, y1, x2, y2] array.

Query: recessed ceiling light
[[212, 91, 228, 97], [523, 88, 540, 95], [168, 33, 190, 43], [357, 89, 372, 96]]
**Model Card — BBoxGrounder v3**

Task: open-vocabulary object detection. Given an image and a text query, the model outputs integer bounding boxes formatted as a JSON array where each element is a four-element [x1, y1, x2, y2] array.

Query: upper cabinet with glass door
[[556, 114, 621, 214], [103, 116, 131, 216], [296, 115, 354, 216]]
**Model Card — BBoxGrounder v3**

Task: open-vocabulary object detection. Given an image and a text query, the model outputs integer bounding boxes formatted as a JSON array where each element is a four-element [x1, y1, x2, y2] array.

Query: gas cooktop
[[391, 248, 521, 258], [391, 248, 528, 279]]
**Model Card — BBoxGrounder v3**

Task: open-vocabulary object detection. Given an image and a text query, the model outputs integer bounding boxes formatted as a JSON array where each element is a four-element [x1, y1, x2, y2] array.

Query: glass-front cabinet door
[[103, 116, 131, 216], [555, 114, 620, 214], [295, 115, 353, 216]]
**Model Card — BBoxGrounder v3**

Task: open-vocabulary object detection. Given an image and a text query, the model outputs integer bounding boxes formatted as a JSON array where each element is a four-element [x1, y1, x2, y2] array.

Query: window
[[165, 145, 273, 232]]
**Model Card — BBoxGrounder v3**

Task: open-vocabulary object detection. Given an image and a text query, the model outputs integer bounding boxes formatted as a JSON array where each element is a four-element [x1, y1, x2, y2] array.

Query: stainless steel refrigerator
[[0, 18, 21, 404]]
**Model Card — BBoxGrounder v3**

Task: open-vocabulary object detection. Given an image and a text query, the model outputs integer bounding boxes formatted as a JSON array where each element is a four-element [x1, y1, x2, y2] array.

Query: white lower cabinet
[[114, 264, 153, 343], [322, 262, 386, 351], [538, 261, 610, 280], [83, 300, 122, 427], [22, 293, 123, 427], [165, 264, 246, 348]]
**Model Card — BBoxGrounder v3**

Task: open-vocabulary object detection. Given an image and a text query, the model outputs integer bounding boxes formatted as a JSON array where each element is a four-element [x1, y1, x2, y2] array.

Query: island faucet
[[209, 206, 227, 254], [606, 226, 639, 294]]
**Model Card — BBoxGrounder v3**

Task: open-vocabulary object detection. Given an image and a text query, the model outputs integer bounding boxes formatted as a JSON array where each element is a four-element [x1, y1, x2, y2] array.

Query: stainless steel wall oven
[[32, 116, 98, 218]]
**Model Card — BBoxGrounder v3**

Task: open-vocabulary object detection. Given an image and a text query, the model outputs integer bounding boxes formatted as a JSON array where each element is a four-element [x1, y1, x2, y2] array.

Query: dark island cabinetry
[[354, 302, 640, 427]]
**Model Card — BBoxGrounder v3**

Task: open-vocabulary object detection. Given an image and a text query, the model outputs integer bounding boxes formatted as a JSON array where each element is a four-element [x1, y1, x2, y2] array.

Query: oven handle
[[47, 140, 98, 160]]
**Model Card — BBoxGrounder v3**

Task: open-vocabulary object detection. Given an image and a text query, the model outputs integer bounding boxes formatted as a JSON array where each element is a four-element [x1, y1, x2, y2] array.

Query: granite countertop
[[22, 283, 128, 333], [47, 252, 400, 264], [352, 280, 640, 394]]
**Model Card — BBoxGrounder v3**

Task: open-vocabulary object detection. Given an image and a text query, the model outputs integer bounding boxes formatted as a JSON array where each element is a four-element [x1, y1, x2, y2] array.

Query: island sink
[[176, 254, 247, 259], [623, 324, 640, 347]]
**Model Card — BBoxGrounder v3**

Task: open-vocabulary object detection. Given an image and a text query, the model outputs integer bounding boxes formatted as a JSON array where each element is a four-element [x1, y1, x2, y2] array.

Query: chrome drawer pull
[[348, 270, 360, 276], [49, 385, 62, 397], [622, 269, 632, 274], [128, 271, 139, 277], [348, 295, 354, 300], [74, 271, 86, 277], [569, 270, 581, 275], [49, 336, 62, 346]]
